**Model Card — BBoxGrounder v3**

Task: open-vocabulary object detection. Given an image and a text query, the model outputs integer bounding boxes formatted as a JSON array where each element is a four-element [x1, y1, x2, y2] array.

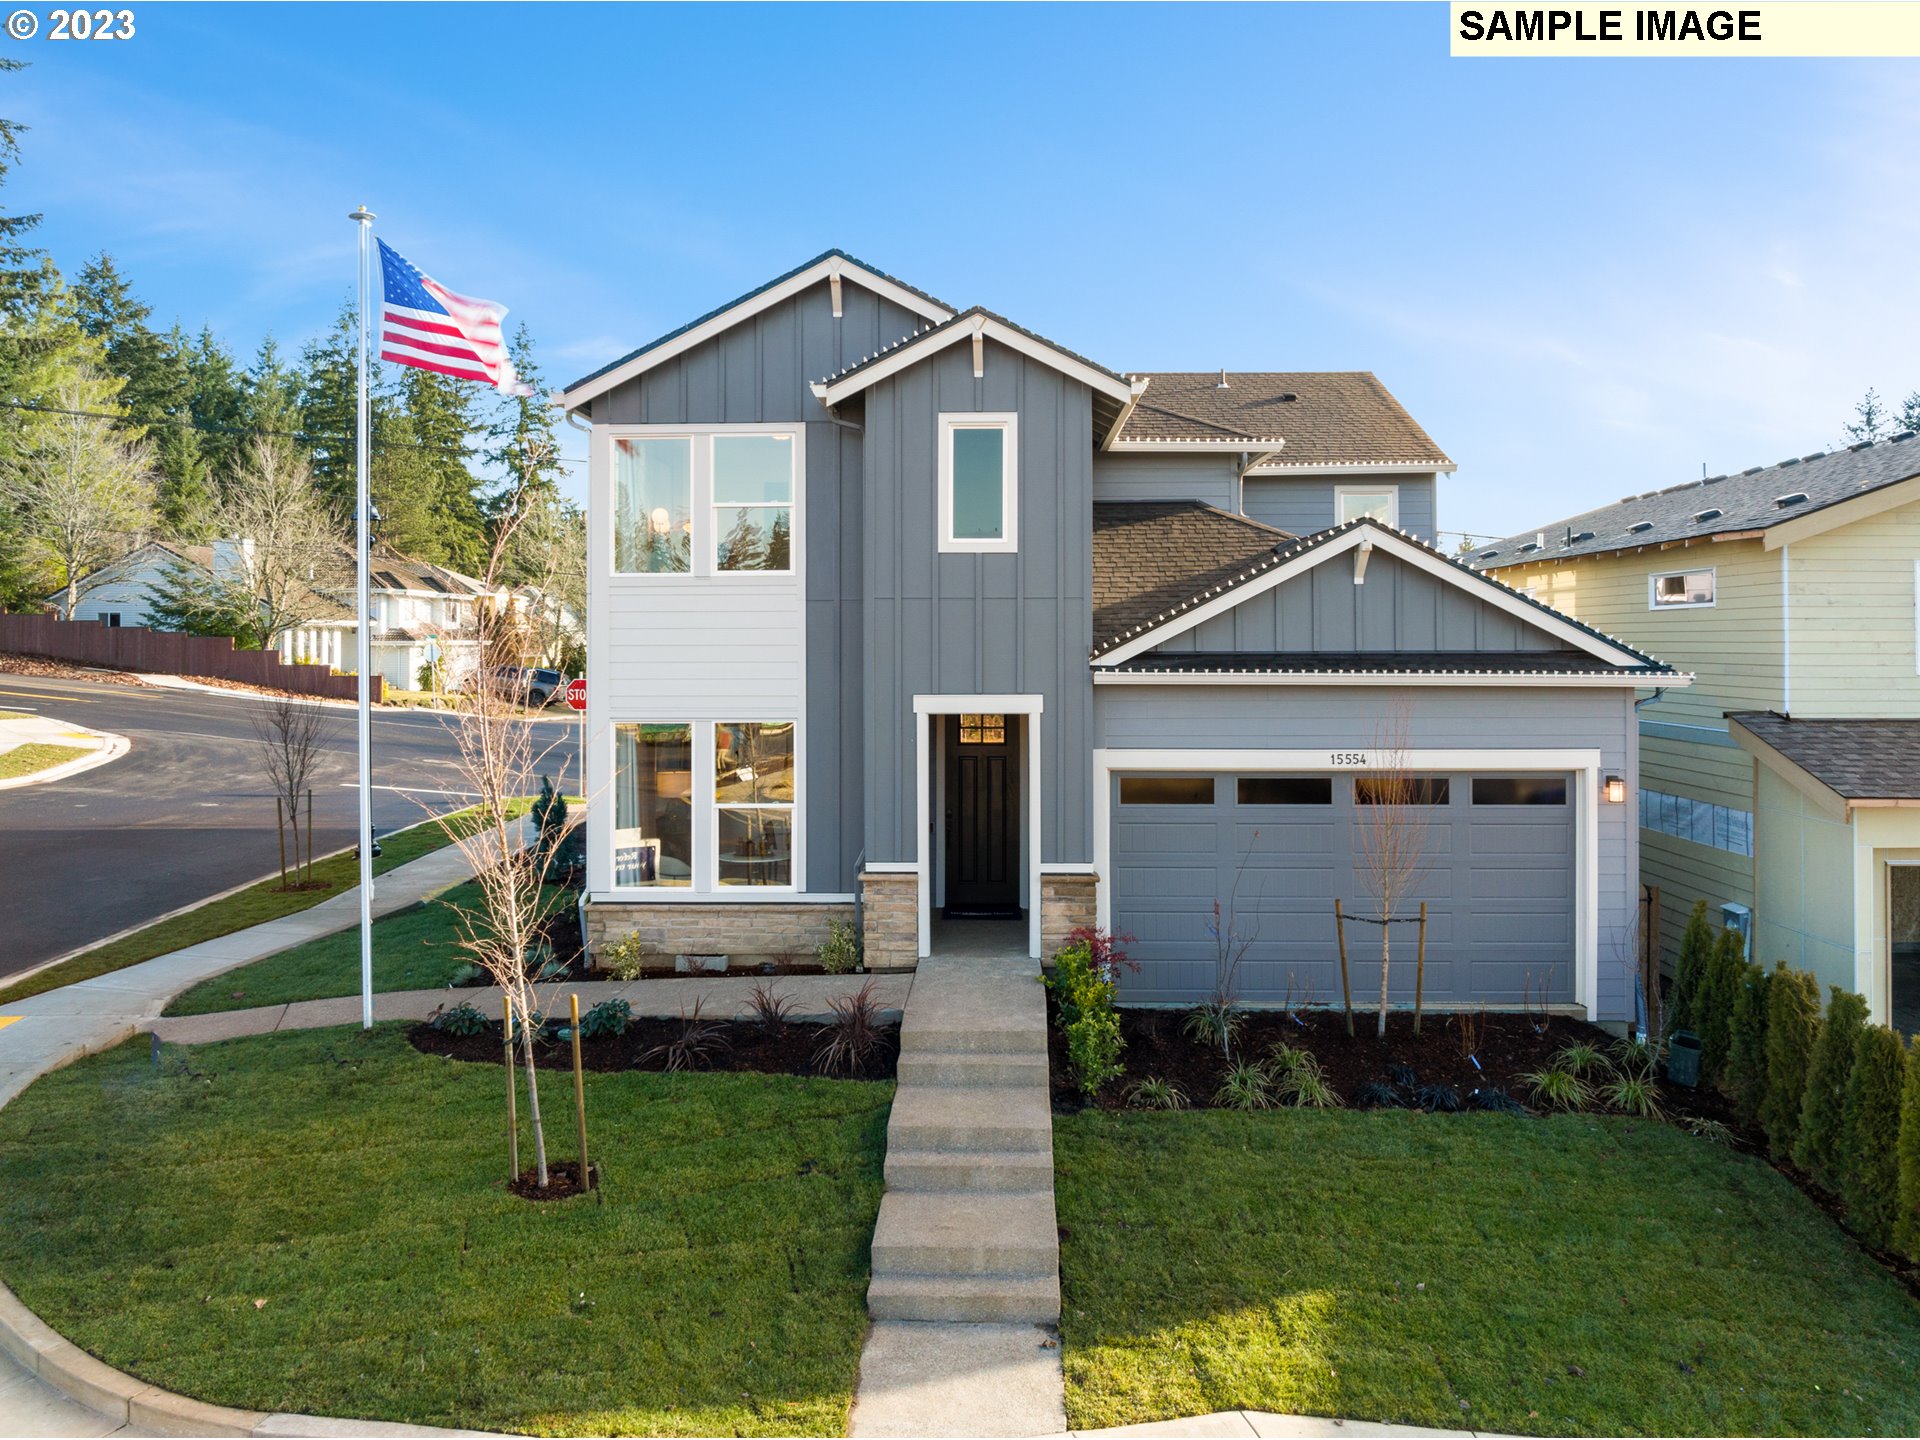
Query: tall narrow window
[[613, 438, 693, 573], [715, 722, 796, 887], [713, 434, 794, 572], [939, 414, 1018, 553], [613, 723, 693, 885]]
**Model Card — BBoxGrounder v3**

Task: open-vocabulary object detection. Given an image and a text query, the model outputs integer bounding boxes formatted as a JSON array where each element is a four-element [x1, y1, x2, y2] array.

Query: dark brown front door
[[945, 714, 1021, 917]]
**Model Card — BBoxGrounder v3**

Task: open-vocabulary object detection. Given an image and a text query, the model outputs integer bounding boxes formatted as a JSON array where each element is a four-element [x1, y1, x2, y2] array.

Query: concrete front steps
[[867, 950, 1059, 1326]]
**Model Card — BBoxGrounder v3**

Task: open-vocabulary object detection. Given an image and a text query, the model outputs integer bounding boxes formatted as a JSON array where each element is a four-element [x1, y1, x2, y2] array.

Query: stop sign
[[564, 677, 586, 712]]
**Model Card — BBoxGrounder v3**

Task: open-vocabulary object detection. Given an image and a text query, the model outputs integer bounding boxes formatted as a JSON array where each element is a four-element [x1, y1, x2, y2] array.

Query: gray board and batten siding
[[859, 335, 1097, 868], [586, 276, 928, 893]]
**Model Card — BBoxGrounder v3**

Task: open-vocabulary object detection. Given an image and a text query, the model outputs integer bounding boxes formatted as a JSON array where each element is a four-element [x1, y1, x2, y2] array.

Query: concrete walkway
[[853, 925, 1064, 1438], [0, 708, 127, 791]]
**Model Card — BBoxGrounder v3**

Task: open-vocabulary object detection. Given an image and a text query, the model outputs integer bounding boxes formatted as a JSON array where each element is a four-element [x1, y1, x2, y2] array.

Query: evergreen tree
[[1845, 388, 1889, 445], [154, 424, 216, 539], [145, 557, 265, 649], [481, 324, 562, 512], [245, 334, 300, 442], [1697, 928, 1746, 1080], [1724, 962, 1772, 1126], [1896, 1041, 1920, 1260], [1901, 391, 1920, 439], [394, 364, 487, 571], [1668, 900, 1713, 1033], [1840, 1027, 1908, 1249], [297, 299, 365, 506], [1762, 966, 1823, 1161], [0, 57, 52, 323], [186, 325, 248, 484], [1796, 988, 1869, 1191]]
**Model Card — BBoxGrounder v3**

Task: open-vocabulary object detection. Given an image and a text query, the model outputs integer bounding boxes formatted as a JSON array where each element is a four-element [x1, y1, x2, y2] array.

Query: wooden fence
[[0, 614, 382, 702]]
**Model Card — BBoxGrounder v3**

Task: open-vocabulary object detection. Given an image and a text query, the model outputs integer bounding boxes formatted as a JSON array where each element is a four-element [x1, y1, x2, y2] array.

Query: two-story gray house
[[561, 251, 1683, 1022]]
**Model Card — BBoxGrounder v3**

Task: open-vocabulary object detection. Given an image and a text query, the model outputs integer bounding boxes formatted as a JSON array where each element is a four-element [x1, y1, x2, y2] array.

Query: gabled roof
[[1092, 501, 1297, 646], [1108, 371, 1454, 470], [1478, 431, 1920, 567], [1090, 514, 1673, 675], [560, 250, 955, 409], [1730, 712, 1920, 805], [811, 306, 1138, 409], [1105, 650, 1672, 681]]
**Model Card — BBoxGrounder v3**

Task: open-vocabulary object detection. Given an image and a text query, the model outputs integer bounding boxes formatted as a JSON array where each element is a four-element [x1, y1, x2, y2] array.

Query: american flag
[[376, 239, 532, 396]]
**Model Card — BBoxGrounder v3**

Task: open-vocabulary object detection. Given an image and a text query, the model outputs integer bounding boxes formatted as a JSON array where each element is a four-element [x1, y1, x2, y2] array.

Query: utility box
[[1720, 902, 1752, 945]]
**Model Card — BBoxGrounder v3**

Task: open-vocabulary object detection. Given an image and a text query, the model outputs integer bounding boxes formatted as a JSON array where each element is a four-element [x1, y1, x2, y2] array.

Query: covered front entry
[[941, 713, 1023, 918], [1105, 765, 1581, 1008]]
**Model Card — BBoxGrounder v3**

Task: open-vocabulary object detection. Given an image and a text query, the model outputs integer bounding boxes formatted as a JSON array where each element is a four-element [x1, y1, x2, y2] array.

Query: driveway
[[0, 673, 581, 980]]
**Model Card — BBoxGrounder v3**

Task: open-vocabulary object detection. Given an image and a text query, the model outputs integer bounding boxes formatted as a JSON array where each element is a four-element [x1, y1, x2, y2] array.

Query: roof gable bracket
[[1354, 536, 1373, 586], [972, 316, 985, 379], [1101, 377, 1152, 452], [829, 259, 843, 319]]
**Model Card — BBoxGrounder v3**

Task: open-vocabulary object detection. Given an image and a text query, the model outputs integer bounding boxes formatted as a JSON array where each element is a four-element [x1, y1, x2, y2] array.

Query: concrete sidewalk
[[0, 709, 127, 791]]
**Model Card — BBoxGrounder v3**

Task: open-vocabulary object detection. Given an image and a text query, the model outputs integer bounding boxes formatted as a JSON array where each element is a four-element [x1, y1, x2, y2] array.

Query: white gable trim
[[1092, 669, 1689, 689], [1092, 522, 1653, 670], [814, 313, 1136, 407], [560, 256, 952, 411]]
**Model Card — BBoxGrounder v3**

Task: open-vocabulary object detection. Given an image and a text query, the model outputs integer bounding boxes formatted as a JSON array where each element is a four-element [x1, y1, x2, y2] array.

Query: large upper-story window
[[1649, 568, 1715, 608], [611, 429, 797, 576], [939, 413, 1019, 554], [1335, 484, 1399, 528]]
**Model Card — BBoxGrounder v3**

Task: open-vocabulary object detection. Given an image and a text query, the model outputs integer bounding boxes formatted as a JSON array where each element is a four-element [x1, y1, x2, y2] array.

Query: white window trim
[[603, 423, 803, 581], [710, 719, 801, 895], [938, 412, 1019, 555], [1091, 747, 1603, 1018], [1648, 566, 1716, 609], [1334, 483, 1399, 530]]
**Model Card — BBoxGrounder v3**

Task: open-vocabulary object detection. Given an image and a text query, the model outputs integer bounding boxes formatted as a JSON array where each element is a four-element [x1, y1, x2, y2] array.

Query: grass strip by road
[[164, 877, 571, 1017], [0, 1026, 889, 1436], [0, 741, 89, 781], [1056, 1108, 1920, 1437], [0, 800, 531, 1003]]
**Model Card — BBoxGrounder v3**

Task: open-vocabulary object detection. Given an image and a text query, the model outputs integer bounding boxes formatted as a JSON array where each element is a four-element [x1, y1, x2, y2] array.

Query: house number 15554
[[1329, 751, 1371, 767]]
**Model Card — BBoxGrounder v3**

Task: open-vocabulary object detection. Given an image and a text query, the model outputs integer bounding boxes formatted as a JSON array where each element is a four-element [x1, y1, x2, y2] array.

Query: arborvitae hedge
[[1696, 929, 1746, 1079], [1668, 899, 1714, 1033], [1897, 1044, 1920, 1261], [1762, 966, 1822, 1161], [1795, 988, 1869, 1192], [1840, 1026, 1909, 1249], [1724, 963, 1772, 1126]]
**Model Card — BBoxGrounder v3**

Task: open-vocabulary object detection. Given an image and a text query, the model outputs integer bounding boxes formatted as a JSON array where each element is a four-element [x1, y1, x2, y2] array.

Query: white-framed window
[[938, 412, 1018, 554], [1649, 568, 1715, 608], [612, 719, 799, 892], [1335, 484, 1399, 528], [610, 426, 799, 577]]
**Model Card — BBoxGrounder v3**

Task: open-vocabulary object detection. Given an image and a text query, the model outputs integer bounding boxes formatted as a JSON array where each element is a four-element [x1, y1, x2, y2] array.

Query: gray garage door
[[1110, 772, 1575, 1007]]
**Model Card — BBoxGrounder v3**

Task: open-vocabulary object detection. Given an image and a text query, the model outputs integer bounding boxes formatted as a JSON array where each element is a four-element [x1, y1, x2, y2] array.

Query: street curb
[[0, 727, 130, 792]]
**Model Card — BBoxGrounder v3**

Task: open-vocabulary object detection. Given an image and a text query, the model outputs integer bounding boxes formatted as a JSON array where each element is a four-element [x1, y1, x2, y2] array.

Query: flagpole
[[349, 203, 376, 1030]]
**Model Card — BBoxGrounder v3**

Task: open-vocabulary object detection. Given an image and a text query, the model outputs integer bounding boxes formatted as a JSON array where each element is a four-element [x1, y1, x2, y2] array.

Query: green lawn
[[0, 1026, 891, 1436], [1, 802, 529, 1003], [0, 740, 87, 780], [1056, 1109, 1920, 1437]]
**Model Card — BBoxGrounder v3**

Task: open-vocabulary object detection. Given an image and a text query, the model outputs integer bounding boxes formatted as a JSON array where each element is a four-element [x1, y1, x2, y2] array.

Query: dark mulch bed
[[1052, 1003, 1609, 1113], [510, 1158, 599, 1202], [409, 1016, 899, 1081]]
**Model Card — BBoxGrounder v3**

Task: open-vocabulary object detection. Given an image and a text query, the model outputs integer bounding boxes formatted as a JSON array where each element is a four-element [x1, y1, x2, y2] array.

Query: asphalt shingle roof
[[1730, 712, 1920, 802], [1092, 501, 1297, 648], [814, 305, 1129, 389], [1479, 432, 1920, 567], [1114, 371, 1453, 466]]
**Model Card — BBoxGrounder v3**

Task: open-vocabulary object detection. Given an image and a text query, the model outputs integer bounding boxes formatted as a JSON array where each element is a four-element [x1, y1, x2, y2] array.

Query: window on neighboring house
[[1640, 787, 1753, 857], [1650, 568, 1715, 608], [713, 435, 794, 573], [939, 413, 1018, 554], [715, 722, 795, 887], [1335, 485, 1399, 528], [102, 612, 121, 627], [614, 436, 693, 573], [613, 723, 693, 886]]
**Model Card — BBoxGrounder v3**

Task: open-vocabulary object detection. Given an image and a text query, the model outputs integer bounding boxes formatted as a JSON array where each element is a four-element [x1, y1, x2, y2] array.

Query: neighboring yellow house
[[1479, 433, 1920, 1031]]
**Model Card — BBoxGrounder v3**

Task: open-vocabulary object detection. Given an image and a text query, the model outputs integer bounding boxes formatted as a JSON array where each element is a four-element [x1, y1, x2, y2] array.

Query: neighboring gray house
[[563, 250, 1684, 1021]]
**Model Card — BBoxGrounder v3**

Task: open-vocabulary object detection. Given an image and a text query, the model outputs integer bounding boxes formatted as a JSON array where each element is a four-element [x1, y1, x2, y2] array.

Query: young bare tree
[[0, 377, 154, 616], [210, 435, 352, 647], [249, 696, 340, 886], [1352, 703, 1432, 1039], [431, 436, 574, 1189]]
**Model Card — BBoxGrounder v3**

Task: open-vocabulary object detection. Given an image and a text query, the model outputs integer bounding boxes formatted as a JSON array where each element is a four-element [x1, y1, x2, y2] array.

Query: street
[[0, 673, 581, 979]]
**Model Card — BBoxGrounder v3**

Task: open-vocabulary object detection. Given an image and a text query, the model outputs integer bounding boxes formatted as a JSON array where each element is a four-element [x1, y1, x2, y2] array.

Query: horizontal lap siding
[[1092, 453, 1237, 510], [1788, 497, 1920, 717], [1753, 763, 1856, 989]]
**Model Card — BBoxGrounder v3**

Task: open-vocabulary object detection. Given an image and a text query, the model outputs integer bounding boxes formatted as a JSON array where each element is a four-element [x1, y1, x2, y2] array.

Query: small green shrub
[[1668, 899, 1714, 1033], [1275, 1053, 1340, 1109], [577, 998, 632, 1040], [1261, 1042, 1310, 1081], [1127, 1077, 1187, 1110], [1521, 1066, 1592, 1112], [1182, 1001, 1244, 1059], [1551, 1042, 1606, 1077], [1723, 962, 1772, 1125], [1896, 1042, 1920, 1260], [1840, 1026, 1909, 1248], [1066, 1007, 1124, 1098], [1611, 1034, 1664, 1072], [447, 961, 485, 988], [1762, 965, 1823, 1160], [1045, 936, 1126, 1097], [1795, 987, 1869, 1191], [430, 1001, 488, 1037], [1695, 928, 1747, 1080], [599, 933, 648, 982], [1602, 1067, 1664, 1120], [1216, 1061, 1273, 1111], [817, 919, 861, 975]]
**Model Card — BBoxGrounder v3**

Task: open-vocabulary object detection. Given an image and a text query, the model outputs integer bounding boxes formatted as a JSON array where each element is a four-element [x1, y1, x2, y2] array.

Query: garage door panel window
[[1120, 776, 1216, 805], [1472, 777, 1568, 806], [1236, 776, 1334, 806], [1354, 776, 1451, 805]]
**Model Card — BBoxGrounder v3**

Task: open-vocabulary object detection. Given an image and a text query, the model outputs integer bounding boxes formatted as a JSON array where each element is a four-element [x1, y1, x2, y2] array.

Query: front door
[[945, 713, 1021, 917]]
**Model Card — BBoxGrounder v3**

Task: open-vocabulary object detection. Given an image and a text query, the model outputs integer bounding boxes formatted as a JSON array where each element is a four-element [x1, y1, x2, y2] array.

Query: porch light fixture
[[1604, 774, 1626, 804]]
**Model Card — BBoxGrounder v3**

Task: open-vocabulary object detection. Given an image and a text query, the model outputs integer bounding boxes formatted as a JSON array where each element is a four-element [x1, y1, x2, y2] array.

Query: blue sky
[[10, 2, 1917, 540]]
